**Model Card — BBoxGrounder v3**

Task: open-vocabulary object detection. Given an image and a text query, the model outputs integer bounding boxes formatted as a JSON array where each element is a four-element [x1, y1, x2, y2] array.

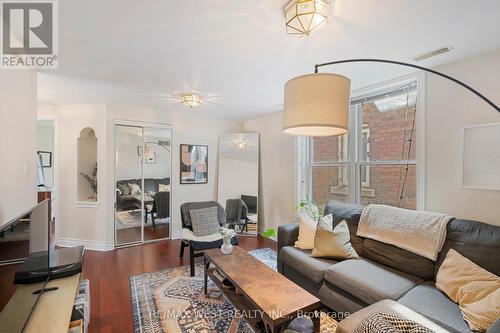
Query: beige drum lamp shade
[[283, 73, 351, 136]]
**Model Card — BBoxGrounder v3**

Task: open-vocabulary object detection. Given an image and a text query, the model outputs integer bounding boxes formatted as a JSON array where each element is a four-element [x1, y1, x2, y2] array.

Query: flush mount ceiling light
[[285, 0, 329, 37], [180, 93, 202, 108]]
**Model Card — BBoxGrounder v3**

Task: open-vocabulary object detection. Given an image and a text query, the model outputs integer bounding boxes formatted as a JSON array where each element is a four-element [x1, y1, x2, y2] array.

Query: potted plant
[[81, 163, 97, 201]]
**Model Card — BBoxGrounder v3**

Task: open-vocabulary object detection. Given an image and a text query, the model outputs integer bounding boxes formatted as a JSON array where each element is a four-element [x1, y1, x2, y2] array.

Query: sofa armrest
[[487, 319, 500, 333], [278, 223, 299, 253]]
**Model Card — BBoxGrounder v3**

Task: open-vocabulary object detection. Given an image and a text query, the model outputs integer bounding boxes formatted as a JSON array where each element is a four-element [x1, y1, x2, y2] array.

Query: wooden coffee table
[[204, 246, 321, 333]]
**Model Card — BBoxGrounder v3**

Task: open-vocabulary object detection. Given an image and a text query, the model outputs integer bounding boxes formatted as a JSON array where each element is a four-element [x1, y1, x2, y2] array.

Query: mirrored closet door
[[114, 124, 171, 247], [218, 133, 259, 236]]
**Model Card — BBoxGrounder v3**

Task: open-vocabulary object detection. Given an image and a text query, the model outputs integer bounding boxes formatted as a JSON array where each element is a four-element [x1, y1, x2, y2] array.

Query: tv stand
[[32, 286, 59, 295], [15, 246, 84, 284], [0, 274, 81, 333]]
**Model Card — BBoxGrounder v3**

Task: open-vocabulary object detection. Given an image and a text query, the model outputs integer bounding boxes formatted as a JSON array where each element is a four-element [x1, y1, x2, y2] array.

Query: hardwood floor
[[0, 236, 276, 332], [116, 223, 170, 245]]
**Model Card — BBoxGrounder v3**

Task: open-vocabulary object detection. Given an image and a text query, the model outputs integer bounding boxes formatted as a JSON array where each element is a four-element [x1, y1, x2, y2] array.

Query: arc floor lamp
[[283, 58, 500, 136]]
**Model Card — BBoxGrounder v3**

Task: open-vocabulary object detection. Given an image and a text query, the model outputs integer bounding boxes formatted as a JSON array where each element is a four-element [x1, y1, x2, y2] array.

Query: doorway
[[114, 123, 172, 247], [37, 119, 56, 248]]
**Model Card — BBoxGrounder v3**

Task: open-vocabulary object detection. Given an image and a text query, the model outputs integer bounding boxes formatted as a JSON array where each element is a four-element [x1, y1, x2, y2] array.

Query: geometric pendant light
[[285, 0, 329, 37]]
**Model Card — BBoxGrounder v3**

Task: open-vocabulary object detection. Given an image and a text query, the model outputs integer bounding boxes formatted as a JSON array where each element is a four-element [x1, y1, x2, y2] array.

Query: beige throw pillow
[[311, 219, 359, 260], [294, 212, 325, 250], [158, 184, 170, 192], [436, 249, 500, 332]]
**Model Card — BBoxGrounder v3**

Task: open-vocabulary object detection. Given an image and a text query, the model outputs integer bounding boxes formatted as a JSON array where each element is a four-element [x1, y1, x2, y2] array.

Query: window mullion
[[353, 104, 361, 204]]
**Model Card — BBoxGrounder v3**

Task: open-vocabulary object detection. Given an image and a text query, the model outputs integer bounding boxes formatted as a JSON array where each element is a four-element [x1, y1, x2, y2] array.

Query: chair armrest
[[278, 223, 299, 253]]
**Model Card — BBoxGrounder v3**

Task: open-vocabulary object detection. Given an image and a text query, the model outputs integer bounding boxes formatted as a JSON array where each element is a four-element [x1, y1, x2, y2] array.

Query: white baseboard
[[57, 237, 114, 251]]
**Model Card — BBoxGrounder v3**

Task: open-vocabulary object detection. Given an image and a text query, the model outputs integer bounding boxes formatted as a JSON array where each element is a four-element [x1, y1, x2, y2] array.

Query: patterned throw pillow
[[436, 249, 500, 332], [352, 312, 434, 333], [190, 206, 220, 237]]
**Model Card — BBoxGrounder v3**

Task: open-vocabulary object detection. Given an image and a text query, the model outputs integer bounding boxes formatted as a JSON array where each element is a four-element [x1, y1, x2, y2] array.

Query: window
[[299, 78, 422, 210]]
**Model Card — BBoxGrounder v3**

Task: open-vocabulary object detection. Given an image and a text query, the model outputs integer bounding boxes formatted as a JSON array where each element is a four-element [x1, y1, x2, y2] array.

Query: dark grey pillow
[[189, 206, 220, 237]]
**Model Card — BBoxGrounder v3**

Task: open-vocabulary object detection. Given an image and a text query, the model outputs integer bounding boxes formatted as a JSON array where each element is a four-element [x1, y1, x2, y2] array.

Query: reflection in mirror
[[218, 133, 259, 237], [114, 125, 172, 246], [143, 127, 171, 242]]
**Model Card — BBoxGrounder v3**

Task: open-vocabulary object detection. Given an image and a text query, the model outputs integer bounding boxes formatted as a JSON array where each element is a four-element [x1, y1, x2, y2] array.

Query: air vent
[[411, 46, 454, 62]]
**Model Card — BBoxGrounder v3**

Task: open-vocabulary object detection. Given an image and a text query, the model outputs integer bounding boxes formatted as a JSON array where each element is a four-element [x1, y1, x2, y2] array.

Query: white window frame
[[296, 73, 426, 210], [360, 126, 371, 188]]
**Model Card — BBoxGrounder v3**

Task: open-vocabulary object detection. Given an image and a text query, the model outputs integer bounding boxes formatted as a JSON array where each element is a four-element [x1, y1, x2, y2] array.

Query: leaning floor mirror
[[218, 133, 259, 237]]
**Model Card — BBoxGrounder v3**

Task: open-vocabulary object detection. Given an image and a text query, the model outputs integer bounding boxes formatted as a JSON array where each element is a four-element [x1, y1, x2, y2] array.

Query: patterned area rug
[[130, 248, 337, 333]]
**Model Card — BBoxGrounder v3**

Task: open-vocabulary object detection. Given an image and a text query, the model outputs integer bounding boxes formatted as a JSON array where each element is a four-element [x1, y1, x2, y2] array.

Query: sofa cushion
[[336, 300, 448, 333], [363, 239, 435, 280], [398, 281, 473, 333], [323, 201, 364, 255], [279, 246, 336, 283], [324, 258, 422, 305], [144, 178, 156, 193], [436, 219, 500, 278]]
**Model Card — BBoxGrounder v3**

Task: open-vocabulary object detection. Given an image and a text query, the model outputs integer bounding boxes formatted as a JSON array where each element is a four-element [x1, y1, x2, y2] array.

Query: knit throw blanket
[[357, 204, 453, 261], [352, 313, 435, 333]]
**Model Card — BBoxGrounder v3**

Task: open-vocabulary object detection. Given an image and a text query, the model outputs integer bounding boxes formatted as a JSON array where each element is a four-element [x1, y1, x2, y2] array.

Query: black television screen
[[0, 199, 50, 333], [0, 200, 49, 265]]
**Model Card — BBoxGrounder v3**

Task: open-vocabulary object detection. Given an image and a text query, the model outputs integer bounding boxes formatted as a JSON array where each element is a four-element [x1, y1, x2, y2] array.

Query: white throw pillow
[[295, 213, 332, 250], [128, 183, 141, 195]]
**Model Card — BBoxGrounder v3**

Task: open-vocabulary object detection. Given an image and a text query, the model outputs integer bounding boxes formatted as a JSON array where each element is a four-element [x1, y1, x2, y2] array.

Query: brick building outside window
[[303, 80, 420, 211]]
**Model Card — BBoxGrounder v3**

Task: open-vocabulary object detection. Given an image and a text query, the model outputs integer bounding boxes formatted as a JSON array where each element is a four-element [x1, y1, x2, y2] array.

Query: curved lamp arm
[[314, 58, 500, 113]]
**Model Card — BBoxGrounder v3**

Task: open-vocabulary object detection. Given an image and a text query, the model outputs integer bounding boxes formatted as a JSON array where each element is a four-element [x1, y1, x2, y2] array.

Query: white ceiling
[[39, 0, 500, 120]]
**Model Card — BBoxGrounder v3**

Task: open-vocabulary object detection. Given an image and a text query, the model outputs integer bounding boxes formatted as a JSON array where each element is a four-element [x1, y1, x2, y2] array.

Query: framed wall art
[[37, 151, 52, 168], [180, 144, 208, 184], [461, 123, 500, 190]]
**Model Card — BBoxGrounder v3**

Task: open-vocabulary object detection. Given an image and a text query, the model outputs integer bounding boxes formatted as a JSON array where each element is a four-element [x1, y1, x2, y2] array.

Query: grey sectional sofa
[[116, 177, 169, 211], [277, 201, 500, 333]]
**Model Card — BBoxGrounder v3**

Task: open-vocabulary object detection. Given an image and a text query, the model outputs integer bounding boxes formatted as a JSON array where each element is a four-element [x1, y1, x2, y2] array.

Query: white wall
[[106, 105, 242, 240], [425, 49, 500, 226], [244, 112, 296, 232], [38, 104, 110, 249], [39, 103, 242, 249], [0, 71, 38, 227]]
